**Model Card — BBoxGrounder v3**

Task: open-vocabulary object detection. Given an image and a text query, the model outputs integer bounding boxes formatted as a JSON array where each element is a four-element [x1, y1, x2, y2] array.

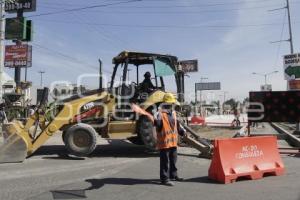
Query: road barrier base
[[208, 136, 285, 184]]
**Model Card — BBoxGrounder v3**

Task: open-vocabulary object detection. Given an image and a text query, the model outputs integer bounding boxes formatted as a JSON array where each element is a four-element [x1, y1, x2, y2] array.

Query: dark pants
[[160, 147, 178, 182]]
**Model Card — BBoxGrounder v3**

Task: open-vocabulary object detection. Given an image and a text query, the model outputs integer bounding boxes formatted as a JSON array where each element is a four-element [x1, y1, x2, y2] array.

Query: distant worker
[[154, 93, 186, 186], [140, 72, 155, 93], [0, 107, 5, 124], [232, 106, 241, 127]]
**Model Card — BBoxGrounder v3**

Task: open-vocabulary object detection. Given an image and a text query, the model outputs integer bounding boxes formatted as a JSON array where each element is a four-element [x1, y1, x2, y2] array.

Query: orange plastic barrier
[[191, 116, 205, 125], [208, 136, 285, 184]]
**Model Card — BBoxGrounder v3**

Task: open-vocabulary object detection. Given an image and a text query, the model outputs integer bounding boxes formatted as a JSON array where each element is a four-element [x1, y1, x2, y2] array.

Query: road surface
[[0, 134, 299, 200]]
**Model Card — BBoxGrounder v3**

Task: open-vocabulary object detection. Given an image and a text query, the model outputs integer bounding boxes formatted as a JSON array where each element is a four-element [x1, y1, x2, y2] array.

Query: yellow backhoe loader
[[0, 51, 212, 163]]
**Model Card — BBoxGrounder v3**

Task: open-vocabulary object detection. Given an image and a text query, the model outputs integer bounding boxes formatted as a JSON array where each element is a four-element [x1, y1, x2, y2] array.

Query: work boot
[[161, 180, 174, 186], [171, 176, 184, 182]]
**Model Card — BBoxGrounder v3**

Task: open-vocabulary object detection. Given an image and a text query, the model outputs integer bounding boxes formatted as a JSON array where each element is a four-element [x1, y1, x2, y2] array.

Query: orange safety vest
[[157, 111, 178, 150]]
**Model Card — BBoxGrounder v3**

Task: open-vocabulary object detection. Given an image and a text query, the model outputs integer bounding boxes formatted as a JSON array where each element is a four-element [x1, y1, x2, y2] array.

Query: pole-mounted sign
[[4, 44, 32, 68], [284, 53, 300, 90], [179, 60, 198, 73], [5, 0, 36, 13], [195, 82, 221, 91], [5, 17, 33, 41]]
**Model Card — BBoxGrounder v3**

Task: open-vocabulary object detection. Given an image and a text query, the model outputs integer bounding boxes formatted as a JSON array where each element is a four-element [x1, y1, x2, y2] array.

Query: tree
[[224, 98, 236, 108], [243, 97, 249, 105]]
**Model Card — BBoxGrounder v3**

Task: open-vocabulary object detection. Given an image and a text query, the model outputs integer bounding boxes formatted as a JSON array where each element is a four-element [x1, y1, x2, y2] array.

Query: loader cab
[[109, 51, 179, 104]]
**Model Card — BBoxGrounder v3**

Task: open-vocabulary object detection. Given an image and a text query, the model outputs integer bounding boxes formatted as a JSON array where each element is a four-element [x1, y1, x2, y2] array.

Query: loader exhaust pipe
[[99, 59, 103, 91]]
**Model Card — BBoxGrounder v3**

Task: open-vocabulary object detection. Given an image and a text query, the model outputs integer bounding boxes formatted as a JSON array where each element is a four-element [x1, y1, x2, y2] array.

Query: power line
[[33, 19, 300, 29], [8, 16, 118, 76], [28, 0, 142, 17], [38, 0, 291, 9], [34, 4, 289, 14], [84, 4, 297, 14], [104, 0, 300, 8], [71, 11, 130, 49], [32, 42, 118, 76]]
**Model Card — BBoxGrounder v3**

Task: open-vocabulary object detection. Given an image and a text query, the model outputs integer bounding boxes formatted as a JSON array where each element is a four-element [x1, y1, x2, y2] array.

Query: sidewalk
[[205, 114, 248, 127]]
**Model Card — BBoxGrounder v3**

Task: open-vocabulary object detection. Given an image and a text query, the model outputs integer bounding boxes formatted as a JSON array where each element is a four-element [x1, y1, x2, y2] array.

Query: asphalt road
[[0, 135, 299, 200]]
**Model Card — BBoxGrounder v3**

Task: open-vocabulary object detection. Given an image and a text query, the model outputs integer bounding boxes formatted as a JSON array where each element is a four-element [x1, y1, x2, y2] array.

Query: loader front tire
[[64, 123, 97, 157], [137, 116, 157, 150]]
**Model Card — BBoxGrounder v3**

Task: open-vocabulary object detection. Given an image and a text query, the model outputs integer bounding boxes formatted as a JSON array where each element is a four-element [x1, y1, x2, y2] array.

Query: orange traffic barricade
[[208, 136, 285, 184], [191, 116, 205, 125]]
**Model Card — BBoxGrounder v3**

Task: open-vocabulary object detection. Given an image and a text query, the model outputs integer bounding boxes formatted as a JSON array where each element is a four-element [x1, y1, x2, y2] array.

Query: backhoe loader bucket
[[0, 123, 28, 163]]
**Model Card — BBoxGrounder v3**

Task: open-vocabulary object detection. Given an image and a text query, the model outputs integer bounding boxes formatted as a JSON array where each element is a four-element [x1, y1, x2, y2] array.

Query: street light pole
[[38, 71, 45, 87], [252, 71, 278, 86], [222, 91, 228, 114], [0, 0, 5, 103]]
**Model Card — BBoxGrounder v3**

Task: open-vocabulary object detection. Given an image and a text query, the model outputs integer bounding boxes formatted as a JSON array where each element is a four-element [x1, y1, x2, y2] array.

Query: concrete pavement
[[32, 152, 300, 200], [250, 123, 291, 148], [0, 135, 299, 200]]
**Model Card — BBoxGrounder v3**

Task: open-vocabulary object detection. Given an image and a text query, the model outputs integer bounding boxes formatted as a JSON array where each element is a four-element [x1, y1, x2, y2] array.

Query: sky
[[4, 0, 300, 102]]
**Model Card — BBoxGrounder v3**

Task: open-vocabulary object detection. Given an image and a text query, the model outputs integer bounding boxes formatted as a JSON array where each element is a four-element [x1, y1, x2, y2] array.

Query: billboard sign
[[284, 53, 300, 80], [195, 82, 221, 91], [248, 91, 300, 122], [5, 45, 32, 68], [260, 84, 272, 91], [179, 60, 198, 73], [5, 0, 37, 13]]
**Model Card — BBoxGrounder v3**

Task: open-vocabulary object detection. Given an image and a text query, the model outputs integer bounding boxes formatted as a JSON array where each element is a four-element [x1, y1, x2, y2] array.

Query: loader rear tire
[[137, 116, 157, 150], [64, 123, 97, 157]]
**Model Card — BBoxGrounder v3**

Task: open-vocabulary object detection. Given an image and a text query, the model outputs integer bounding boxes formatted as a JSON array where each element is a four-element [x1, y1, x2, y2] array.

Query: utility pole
[[0, 0, 5, 103], [286, 0, 300, 132], [287, 0, 294, 54], [38, 71, 45, 87], [271, 0, 298, 131], [270, 0, 294, 90], [14, 9, 23, 94]]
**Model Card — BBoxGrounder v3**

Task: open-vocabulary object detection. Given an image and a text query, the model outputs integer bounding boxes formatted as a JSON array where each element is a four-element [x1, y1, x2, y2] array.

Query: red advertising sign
[[4, 45, 32, 68], [289, 80, 300, 90]]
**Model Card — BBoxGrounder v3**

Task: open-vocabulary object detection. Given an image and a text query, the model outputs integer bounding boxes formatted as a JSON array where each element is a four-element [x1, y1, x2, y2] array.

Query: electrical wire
[[27, 0, 142, 18], [6, 13, 120, 76], [102, 0, 295, 8], [85, 4, 290, 14], [72, 11, 130, 49], [37, 0, 286, 9], [33, 19, 300, 29], [33, 3, 288, 14]]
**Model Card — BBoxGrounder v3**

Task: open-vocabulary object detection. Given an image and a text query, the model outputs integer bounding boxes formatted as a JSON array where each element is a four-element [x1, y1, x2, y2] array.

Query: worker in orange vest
[[154, 93, 186, 186]]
